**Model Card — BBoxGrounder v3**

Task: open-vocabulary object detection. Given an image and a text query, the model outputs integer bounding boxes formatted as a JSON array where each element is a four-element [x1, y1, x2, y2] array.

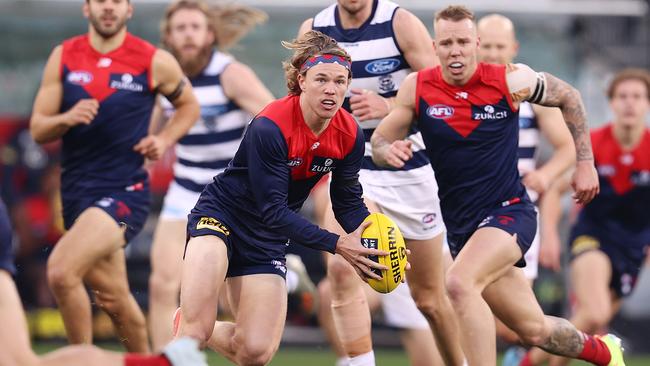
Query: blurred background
[[0, 0, 649, 362]]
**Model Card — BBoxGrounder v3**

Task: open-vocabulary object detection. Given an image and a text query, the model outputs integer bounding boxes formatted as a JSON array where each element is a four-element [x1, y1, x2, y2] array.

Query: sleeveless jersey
[[59, 33, 156, 199], [161, 51, 250, 193], [580, 124, 650, 235], [415, 63, 528, 234], [517, 102, 540, 202], [206, 95, 368, 252], [312, 0, 431, 185]]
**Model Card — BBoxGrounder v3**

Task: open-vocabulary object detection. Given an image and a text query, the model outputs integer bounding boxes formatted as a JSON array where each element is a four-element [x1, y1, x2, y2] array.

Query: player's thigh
[[405, 233, 446, 294], [570, 250, 613, 317], [0, 272, 39, 366], [482, 267, 546, 335], [227, 274, 287, 354], [48, 207, 125, 277], [449, 227, 521, 290], [150, 218, 188, 285]]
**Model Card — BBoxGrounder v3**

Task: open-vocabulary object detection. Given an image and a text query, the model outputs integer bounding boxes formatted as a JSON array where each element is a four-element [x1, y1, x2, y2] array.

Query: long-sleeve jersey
[[205, 95, 369, 253]]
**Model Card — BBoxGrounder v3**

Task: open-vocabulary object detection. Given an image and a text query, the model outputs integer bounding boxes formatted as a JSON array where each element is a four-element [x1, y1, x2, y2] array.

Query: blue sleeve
[[247, 117, 339, 253], [330, 125, 370, 233]]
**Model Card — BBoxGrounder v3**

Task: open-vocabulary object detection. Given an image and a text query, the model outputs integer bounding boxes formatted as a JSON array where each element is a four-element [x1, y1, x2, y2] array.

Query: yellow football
[[360, 213, 407, 293]]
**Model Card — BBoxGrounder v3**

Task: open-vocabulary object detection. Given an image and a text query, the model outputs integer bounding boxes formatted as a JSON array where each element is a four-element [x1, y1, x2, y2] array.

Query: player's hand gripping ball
[[361, 213, 407, 293]]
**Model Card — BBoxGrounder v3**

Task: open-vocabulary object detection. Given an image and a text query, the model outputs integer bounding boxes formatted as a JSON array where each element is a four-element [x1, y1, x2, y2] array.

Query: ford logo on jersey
[[365, 58, 401, 75], [67, 71, 93, 85], [426, 104, 454, 119]]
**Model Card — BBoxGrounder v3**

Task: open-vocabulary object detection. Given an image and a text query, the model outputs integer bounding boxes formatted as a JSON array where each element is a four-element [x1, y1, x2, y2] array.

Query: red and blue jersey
[[207, 95, 369, 252], [415, 63, 528, 234], [580, 124, 650, 235], [59, 33, 157, 200]]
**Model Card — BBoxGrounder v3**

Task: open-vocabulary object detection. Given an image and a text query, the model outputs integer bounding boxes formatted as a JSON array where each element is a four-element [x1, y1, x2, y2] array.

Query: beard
[[89, 13, 128, 39], [171, 44, 213, 78]]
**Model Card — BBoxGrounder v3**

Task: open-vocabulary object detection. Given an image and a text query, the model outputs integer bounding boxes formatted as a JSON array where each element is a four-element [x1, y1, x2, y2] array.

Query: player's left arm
[[135, 49, 200, 161], [371, 72, 417, 168], [221, 61, 275, 115], [524, 105, 576, 194], [330, 125, 371, 233], [349, 9, 437, 121], [506, 63, 599, 204]]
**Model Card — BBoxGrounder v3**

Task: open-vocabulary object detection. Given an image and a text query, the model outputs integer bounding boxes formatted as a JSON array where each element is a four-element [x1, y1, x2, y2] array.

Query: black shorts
[[186, 190, 287, 279], [62, 183, 150, 244], [447, 199, 537, 268], [569, 217, 649, 298]]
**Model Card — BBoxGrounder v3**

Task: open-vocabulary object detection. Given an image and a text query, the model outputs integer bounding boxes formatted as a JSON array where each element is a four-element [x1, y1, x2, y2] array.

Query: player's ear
[[127, 2, 134, 19], [298, 73, 307, 92], [82, 1, 89, 19]]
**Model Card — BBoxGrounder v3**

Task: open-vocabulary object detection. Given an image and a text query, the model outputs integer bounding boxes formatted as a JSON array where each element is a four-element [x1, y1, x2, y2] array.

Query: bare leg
[[406, 235, 465, 365], [0, 271, 40, 366], [46, 208, 125, 345], [84, 248, 149, 352], [177, 235, 229, 346], [206, 274, 287, 366], [148, 219, 187, 351], [399, 328, 444, 366], [317, 276, 350, 359]]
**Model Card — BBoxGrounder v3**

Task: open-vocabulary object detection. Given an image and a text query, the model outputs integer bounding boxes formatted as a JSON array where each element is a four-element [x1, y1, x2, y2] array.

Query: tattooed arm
[[505, 63, 599, 204], [370, 72, 418, 168]]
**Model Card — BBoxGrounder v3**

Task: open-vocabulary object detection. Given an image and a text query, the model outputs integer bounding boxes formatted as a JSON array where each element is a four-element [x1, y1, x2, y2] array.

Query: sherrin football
[[360, 213, 407, 293]]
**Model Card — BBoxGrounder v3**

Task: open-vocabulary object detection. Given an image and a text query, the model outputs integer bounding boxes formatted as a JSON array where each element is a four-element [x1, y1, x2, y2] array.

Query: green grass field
[[33, 343, 650, 365]]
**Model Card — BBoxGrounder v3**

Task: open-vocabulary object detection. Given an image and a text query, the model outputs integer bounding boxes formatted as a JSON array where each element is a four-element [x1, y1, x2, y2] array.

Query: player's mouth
[[101, 16, 117, 26], [321, 99, 337, 111], [448, 62, 465, 75]]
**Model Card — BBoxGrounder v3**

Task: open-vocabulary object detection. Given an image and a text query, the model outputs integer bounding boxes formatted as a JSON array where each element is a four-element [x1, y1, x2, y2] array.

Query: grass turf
[[33, 343, 650, 365]]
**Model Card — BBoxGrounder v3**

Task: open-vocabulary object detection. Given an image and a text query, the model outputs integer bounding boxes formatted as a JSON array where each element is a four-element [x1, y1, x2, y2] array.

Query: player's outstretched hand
[[134, 134, 171, 161], [335, 221, 388, 282], [63, 98, 99, 126], [571, 160, 599, 204], [349, 88, 390, 121]]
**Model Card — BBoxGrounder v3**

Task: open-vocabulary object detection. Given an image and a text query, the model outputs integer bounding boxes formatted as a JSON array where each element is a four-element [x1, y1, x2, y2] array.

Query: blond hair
[[435, 5, 475, 23], [161, 0, 267, 50], [281, 30, 352, 95]]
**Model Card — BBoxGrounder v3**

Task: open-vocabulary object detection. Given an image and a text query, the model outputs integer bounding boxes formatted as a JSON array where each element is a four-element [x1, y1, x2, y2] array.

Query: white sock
[[336, 357, 351, 366], [348, 351, 375, 366], [285, 269, 299, 293]]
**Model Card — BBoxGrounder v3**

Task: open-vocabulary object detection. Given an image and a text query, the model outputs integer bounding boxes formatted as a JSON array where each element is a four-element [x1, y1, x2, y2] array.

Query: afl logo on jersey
[[365, 58, 401, 75], [426, 104, 454, 119], [110, 73, 144, 92], [67, 71, 93, 85]]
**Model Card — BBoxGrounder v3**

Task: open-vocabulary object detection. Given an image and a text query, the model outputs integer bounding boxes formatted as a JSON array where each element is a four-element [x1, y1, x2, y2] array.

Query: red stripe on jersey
[[61, 33, 156, 102], [258, 95, 359, 181]]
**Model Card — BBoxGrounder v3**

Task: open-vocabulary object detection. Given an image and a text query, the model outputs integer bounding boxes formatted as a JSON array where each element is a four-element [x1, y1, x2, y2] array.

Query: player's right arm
[[506, 63, 599, 204], [370, 72, 418, 168], [30, 46, 99, 144], [221, 62, 274, 115]]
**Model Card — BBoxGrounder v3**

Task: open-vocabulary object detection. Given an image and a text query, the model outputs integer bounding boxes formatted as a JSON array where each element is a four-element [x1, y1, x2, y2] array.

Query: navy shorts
[[0, 200, 15, 275], [569, 217, 649, 298], [62, 183, 150, 244], [186, 191, 287, 279], [447, 199, 537, 268]]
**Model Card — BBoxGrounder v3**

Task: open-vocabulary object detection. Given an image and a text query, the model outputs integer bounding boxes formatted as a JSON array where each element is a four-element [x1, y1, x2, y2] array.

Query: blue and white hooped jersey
[[517, 102, 540, 202], [312, 0, 431, 185], [161, 51, 251, 193]]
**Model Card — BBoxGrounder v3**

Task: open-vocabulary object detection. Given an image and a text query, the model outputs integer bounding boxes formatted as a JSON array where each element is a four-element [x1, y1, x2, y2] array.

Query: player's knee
[[413, 296, 443, 321], [235, 335, 277, 366], [46, 264, 79, 294], [514, 319, 547, 346], [445, 271, 475, 304], [149, 269, 180, 300], [327, 256, 356, 287], [317, 279, 332, 311]]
